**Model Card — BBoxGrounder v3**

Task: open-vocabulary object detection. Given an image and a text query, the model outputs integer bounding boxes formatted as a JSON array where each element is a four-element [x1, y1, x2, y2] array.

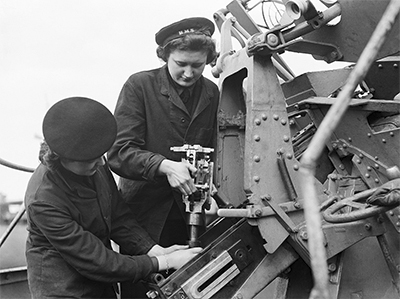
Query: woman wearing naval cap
[[24, 97, 201, 299], [107, 17, 219, 297]]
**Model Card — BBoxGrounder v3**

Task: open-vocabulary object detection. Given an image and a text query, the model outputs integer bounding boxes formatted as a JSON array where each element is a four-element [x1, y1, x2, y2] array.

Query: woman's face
[[167, 49, 208, 87], [60, 156, 105, 176]]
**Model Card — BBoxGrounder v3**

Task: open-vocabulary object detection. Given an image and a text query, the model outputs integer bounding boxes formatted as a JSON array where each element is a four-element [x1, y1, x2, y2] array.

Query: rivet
[[254, 135, 260, 141], [266, 33, 279, 46], [394, 63, 398, 68], [255, 118, 261, 125], [281, 119, 287, 125], [375, 156, 379, 160], [273, 114, 279, 120], [374, 164, 379, 169], [343, 143, 347, 148], [396, 222, 400, 227], [367, 166, 372, 171], [359, 154, 364, 159], [283, 135, 290, 142], [253, 176, 260, 182], [390, 132, 394, 136], [286, 153, 293, 159], [382, 139, 386, 143], [294, 104, 299, 110], [261, 113, 268, 121], [374, 178, 379, 183], [293, 164, 299, 171], [378, 64, 383, 68], [365, 173, 370, 178], [356, 159, 361, 164], [339, 164, 345, 170], [348, 137, 352, 142], [254, 155, 260, 162], [367, 133, 372, 137], [389, 211, 394, 216]]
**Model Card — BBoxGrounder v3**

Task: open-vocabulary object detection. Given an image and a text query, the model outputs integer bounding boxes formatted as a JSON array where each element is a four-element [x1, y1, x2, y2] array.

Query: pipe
[[0, 157, 35, 173], [299, 1, 400, 298]]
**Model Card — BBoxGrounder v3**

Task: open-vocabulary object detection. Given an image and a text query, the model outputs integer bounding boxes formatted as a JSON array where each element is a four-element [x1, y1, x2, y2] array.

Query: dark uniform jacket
[[25, 162, 157, 299], [107, 65, 219, 243]]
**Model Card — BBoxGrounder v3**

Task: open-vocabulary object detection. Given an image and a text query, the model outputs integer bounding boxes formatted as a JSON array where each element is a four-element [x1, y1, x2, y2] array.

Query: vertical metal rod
[[299, 1, 400, 298]]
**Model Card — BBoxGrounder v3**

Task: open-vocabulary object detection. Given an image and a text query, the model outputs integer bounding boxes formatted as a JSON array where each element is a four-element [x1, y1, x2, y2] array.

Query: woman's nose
[[183, 67, 194, 78]]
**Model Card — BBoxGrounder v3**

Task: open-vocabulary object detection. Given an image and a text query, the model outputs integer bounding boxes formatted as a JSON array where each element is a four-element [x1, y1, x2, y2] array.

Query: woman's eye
[[192, 63, 204, 68]]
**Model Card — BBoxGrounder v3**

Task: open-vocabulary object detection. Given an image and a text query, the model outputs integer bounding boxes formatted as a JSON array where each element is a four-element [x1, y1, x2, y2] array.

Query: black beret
[[155, 17, 215, 46], [43, 97, 117, 161]]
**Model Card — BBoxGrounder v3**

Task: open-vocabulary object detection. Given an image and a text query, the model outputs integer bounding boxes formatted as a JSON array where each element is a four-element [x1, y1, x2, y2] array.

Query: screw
[[328, 263, 337, 272], [299, 230, 308, 240]]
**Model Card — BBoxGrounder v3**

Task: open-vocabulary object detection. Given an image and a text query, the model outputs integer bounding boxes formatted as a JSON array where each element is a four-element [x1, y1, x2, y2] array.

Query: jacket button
[[181, 118, 186, 123]]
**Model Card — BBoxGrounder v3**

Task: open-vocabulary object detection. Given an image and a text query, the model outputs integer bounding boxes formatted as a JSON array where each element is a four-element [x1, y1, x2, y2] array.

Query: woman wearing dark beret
[[24, 97, 201, 299], [107, 17, 219, 298]]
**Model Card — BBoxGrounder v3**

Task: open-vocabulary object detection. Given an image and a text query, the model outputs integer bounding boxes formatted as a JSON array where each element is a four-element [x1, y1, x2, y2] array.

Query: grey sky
[[0, 0, 336, 200]]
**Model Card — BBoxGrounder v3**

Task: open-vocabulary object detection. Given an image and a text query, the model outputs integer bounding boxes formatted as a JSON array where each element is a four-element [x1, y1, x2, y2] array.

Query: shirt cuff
[[150, 256, 159, 272]]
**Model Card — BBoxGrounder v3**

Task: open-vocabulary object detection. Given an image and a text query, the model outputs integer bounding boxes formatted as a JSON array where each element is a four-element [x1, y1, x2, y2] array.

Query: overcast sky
[[0, 0, 338, 201]]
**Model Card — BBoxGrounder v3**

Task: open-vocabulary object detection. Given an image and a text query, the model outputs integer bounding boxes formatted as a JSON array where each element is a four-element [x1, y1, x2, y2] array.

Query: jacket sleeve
[[107, 78, 165, 182], [105, 166, 157, 253], [28, 196, 156, 283]]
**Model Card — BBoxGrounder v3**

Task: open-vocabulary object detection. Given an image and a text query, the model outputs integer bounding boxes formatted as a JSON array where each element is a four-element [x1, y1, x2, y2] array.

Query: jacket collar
[[158, 64, 213, 118]]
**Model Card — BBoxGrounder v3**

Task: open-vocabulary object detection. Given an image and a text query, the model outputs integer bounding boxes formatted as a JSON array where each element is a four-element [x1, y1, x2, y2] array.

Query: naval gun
[[146, 0, 400, 298]]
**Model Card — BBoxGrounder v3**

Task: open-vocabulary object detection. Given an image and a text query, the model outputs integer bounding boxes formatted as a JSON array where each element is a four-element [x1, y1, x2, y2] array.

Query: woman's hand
[[147, 244, 189, 257], [158, 159, 197, 196], [156, 247, 202, 271]]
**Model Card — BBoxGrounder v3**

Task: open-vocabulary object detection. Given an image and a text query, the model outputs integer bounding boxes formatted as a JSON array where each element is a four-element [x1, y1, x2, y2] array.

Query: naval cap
[[42, 97, 117, 161], [155, 17, 215, 46]]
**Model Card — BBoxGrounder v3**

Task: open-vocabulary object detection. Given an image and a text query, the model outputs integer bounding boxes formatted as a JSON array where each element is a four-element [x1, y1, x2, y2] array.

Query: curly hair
[[156, 33, 217, 65], [39, 140, 61, 171]]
